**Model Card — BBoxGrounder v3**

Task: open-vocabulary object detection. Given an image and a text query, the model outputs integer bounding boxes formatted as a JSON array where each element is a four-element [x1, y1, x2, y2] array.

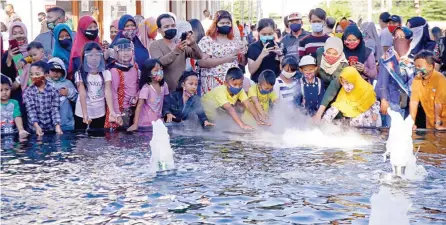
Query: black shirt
[[247, 40, 286, 83]]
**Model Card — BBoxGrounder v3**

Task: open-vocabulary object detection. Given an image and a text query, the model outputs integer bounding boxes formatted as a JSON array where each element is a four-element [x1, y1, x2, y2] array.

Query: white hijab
[[320, 37, 348, 75]]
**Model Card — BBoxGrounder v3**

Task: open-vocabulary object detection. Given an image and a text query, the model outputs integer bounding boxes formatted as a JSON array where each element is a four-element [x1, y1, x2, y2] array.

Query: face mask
[[290, 23, 302, 32], [259, 86, 273, 95], [47, 21, 56, 30], [415, 68, 429, 78], [344, 40, 360, 50], [123, 29, 137, 40], [343, 82, 354, 92], [163, 29, 177, 40], [311, 23, 324, 33], [153, 70, 164, 81], [324, 54, 340, 65], [259, 35, 274, 43], [228, 85, 242, 95], [59, 39, 72, 49], [217, 25, 232, 35], [304, 72, 315, 80], [282, 70, 295, 79], [85, 29, 98, 40], [388, 25, 398, 33], [31, 76, 46, 86]]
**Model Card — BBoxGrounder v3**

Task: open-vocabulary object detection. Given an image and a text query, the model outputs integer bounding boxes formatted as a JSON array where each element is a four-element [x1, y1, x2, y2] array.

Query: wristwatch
[[435, 121, 443, 126]]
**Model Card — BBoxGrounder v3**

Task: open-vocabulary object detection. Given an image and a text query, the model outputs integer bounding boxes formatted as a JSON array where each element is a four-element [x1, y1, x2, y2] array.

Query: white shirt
[[380, 27, 393, 48], [273, 76, 298, 104], [201, 18, 213, 33], [75, 70, 112, 119]]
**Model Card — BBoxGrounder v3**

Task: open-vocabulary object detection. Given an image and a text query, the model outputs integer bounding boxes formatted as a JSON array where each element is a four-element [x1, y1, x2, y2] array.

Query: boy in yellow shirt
[[202, 67, 268, 130], [242, 70, 278, 125]]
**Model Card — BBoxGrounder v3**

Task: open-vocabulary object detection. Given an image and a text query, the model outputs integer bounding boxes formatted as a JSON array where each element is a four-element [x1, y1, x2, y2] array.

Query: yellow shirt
[[202, 85, 249, 120], [411, 71, 446, 128], [247, 84, 278, 112]]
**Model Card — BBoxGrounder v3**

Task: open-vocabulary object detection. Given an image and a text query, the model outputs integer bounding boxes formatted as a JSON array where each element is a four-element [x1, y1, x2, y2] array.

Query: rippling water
[[1, 127, 445, 225]]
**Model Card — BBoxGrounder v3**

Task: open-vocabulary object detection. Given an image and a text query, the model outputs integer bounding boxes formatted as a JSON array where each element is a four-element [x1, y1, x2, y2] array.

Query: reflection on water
[[1, 129, 445, 224]]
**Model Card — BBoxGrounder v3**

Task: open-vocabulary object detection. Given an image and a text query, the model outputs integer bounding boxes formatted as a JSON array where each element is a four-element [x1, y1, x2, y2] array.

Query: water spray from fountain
[[150, 119, 176, 175]]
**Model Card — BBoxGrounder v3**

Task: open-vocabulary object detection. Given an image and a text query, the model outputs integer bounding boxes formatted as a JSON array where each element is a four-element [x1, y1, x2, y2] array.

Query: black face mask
[[85, 29, 98, 40], [163, 29, 177, 40], [59, 38, 72, 49], [217, 25, 232, 35]]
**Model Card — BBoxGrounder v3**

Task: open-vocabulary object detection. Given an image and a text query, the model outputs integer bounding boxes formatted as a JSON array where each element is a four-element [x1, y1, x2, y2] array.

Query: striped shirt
[[298, 34, 329, 58], [23, 83, 61, 131], [273, 77, 298, 104]]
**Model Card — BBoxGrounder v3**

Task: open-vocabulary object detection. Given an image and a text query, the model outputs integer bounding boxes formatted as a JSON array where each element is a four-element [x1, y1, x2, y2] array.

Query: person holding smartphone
[[247, 18, 286, 83]]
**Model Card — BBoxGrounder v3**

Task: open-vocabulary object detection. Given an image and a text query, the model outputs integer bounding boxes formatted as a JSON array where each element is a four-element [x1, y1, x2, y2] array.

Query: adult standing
[[110, 14, 150, 70], [247, 18, 285, 83], [38, 12, 49, 34], [312, 37, 348, 122], [342, 25, 377, 82], [407, 16, 436, 58], [34, 7, 75, 56], [201, 9, 213, 33], [4, 4, 20, 27], [378, 12, 392, 53], [149, 13, 202, 92], [360, 21, 383, 61], [281, 12, 310, 62], [197, 10, 246, 93], [68, 16, 100, 79], [324, 17, 336, 35], [138, 17, 157, 50], [298, 8, 329, 58]]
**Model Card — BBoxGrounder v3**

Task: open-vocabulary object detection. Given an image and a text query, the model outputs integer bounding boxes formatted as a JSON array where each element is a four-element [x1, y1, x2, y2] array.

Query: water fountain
[[382, 108, 427, 180], [150, 119, 176, 175], [369, 186, 411, 225]]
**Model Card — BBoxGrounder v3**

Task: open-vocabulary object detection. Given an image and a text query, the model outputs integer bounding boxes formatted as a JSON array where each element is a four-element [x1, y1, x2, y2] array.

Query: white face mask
[[282, 70, 295, 79]]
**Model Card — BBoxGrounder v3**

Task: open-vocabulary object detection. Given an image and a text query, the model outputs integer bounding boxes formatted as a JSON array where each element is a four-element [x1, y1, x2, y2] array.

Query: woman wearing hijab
[[322, 66, 381, 127], [313, 37, 348, 121], [138, 17, 157, 49], [360, 22, 383, 61], [68, 16, 100, 79], [52, 23, 73, 70], [342, 25, 377, 83], [407, 16, 436, 58], [110, 20, 119, 41], [109, 14, 150, 70]]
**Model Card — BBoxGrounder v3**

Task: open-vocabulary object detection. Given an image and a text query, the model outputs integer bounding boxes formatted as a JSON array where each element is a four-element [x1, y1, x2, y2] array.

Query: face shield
[[113, 42, 134, 65], [83, 50, 105, 73]]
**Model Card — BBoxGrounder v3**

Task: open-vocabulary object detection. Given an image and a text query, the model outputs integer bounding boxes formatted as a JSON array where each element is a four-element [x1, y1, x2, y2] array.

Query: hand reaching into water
[[204, 121, 215, 126], [127, 124, 138, 132], [166, 113, 176, 123]]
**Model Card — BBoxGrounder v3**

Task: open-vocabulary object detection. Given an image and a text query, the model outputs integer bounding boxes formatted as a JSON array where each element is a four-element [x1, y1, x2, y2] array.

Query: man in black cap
[[379, 12, 394, 53]]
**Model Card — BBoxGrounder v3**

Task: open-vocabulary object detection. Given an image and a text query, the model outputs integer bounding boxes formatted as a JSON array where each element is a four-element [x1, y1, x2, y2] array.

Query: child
[[127, 59, 169, 131], [295, 55, 325, 116], [17, 41, 46, 91], [46, 57, 78, 131], [201, 67, 268, 130], [75, 42, 115, 129], [322, 66, 381, 127], [273, 56, 299, 105], [23, 61, 63, 135], [242, 69, 278, 125], [106, 38, 140, 129], [1, 74, 28, 137], [162, 71, 214, 127]]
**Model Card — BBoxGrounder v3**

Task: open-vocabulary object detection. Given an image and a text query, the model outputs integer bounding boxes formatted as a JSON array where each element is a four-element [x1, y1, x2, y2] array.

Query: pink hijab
[[111, 19, 119, 30], [9, 21, 28, 57], [138, 17, 157, 49]]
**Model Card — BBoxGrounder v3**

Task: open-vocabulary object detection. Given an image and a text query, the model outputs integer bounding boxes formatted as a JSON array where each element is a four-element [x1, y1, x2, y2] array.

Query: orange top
[[411, 70, 446, 128], [238, 24, 244, 38]]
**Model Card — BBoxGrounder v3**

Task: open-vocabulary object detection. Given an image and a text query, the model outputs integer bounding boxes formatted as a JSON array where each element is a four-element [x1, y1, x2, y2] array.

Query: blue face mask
[[259, 35, 274, 43], [259, 86, 273, 95], [228, 85, 242, 95], [311, 23, 324, 33]]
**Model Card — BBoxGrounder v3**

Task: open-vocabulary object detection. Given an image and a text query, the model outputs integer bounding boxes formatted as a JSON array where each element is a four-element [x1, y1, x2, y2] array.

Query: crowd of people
[[1, 4, 446, 138]]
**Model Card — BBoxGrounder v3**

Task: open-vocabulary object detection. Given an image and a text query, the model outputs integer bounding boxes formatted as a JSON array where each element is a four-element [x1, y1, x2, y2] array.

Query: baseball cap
[[299, 55, 317, 67], [288, 12, 302, 21], [393, 26, 413, 39], [48, 61, 65, 74], [379, 12, 391, 22], [389, 15, 401, 24]]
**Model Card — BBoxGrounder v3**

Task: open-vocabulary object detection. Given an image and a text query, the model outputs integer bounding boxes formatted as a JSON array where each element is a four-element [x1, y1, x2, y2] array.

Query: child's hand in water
[[127, 124, 138, 132], [116, 116, 123, 126], [257, 120, 271, 126], [239, 123, 254, 130], [204, 121, 215, 126], [166, 113, 176, 123]]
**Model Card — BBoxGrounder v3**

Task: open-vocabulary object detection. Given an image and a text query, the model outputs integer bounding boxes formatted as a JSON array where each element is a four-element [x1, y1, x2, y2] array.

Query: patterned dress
[[323, 101, 382, 127], [198, 36, 242, 94]]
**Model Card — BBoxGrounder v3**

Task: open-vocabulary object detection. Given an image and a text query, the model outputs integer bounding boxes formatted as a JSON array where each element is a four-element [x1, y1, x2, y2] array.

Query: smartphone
[[9, 39, 18, 49], [265, 39, 275, 48], [180, 32, 188, 42], [348, 56, 358, 66]]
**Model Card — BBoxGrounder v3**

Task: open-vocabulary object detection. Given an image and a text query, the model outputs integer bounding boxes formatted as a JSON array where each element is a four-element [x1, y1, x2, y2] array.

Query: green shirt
[[1, 99, 21, 134]]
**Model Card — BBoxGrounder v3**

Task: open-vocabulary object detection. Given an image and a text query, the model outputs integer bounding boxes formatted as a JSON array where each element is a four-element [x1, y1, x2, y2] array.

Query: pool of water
[[1, 127, 445, 225]]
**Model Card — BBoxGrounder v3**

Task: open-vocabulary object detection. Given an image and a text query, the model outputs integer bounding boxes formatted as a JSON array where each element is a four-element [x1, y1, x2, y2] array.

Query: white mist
[[150, 119, 175, 173]]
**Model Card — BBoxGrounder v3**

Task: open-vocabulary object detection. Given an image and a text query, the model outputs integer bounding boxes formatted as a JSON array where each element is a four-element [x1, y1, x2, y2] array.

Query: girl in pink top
[[127, 59, 169, 131], [105, 38, 140, 128]]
